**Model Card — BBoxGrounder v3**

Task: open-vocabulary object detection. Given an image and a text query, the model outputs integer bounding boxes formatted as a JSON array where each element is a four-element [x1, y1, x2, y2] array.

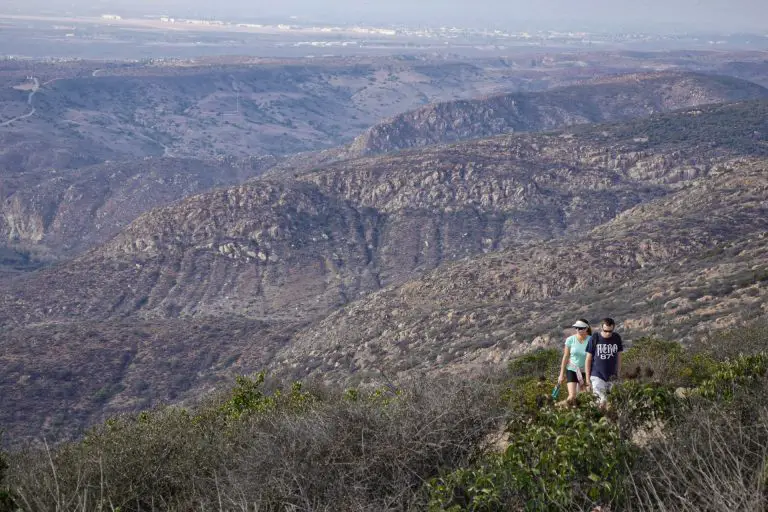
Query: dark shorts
[[566, 370, 582, 383]]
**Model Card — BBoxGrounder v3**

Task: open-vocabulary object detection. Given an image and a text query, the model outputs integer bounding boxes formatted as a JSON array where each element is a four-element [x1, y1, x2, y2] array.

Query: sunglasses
[[575, 327, 588, 331], [602, 328, 614, 333]]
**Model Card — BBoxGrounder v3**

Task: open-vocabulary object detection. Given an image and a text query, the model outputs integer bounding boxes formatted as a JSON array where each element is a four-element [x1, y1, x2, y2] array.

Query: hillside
[[3, 68, 767, 275], [0, 55, 608, 273], [0, 317, 303, 443], [1, 56, 553, 268], [348, 72, 768, 156], [0, 155, 277, 265], [1, 100, 768, 442], [7, 100, 768, 327], [272, 160, 768, 383]]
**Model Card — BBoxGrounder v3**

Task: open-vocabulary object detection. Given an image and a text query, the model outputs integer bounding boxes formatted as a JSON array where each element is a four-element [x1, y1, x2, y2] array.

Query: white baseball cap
[[572, 320, 589, 329]]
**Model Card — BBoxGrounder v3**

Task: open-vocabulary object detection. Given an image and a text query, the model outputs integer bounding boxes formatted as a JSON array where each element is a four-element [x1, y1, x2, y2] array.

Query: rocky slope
[[2, 100, 768, 443], [0, 155, 277, 264], [4, 67, 767, 274], [271, 160, 768, 383], [1, 55, 557, 268], [348, 72, 768, 156], [0, 54, 616, 273], [7, 99, 768, 327]]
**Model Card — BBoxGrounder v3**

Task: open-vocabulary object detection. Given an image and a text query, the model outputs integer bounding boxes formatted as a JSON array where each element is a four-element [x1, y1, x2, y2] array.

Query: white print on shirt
[[596, 343, 619, 360]]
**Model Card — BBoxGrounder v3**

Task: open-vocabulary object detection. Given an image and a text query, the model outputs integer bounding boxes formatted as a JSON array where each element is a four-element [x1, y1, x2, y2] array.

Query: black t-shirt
[[587, 332, 623, 381]]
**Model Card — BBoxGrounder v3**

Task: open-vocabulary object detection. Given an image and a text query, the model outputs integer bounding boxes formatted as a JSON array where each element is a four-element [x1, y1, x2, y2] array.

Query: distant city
[[1, 9, 767, 61], [96, 12, 768, 46]]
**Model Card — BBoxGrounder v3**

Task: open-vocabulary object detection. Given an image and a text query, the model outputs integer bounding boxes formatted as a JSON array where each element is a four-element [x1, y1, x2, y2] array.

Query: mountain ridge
[[348, 72, 768, 156]]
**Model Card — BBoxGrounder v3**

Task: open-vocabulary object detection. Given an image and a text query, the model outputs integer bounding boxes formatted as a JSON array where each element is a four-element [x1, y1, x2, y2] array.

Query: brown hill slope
[[1, 101, 768, 443], [0, 155, 277, 264], [2, 100, 768, 327], [0, 317, 302, 443], [272, 160, 768, 384], [348, 72, 768, 156]]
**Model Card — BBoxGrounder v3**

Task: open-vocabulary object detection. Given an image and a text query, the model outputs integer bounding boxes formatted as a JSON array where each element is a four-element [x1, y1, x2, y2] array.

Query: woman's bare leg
[[566, 382, 579, 404]]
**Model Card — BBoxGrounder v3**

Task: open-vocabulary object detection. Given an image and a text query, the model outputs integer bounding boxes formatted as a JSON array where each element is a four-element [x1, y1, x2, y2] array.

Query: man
[[585, 317, 623, 407]]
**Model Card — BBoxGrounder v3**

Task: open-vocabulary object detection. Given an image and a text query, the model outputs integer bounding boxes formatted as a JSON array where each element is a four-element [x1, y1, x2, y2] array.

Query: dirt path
[[0, 77, 39, 127]]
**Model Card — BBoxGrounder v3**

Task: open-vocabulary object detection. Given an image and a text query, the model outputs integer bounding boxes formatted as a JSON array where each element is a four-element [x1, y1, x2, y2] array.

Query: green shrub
[[507, 349, 560, 380], [342, 386, 400, 405], [608, 381, 677, 436], [428, 405, 633, 511], [696, 353, 768, 401], [622, 337, 716, 387], [676, 353, 719, 386], [501, 378, 552, 421], [219, 372, 316, 420], [502, 349, 561, 420]]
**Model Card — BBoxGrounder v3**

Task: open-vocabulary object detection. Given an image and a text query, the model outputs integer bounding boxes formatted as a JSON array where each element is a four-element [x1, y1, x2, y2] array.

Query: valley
[[0, 46, 767, 446], [1, 96, 767, 442]]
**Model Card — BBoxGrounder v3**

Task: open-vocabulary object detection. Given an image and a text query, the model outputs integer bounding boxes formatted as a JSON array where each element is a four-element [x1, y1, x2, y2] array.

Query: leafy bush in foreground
[[429, 403, 633, 511], [609, 380, 677, 436], [429, 349, 768, 512], [696, 352, 768, 401]]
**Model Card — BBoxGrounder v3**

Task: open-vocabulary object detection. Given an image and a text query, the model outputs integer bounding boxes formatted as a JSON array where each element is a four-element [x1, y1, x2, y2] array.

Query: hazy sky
[[4, 0, 768, 32]]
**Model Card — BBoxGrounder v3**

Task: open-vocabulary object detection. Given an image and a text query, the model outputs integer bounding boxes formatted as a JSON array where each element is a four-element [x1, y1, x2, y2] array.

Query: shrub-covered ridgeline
[[1, 323, 767, 511]]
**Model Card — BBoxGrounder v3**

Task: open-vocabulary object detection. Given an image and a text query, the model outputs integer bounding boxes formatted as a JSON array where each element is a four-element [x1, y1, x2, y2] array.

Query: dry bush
[[217, 378, 503, 511], [4, 376, 502, 511], [694, 319, 768, 360], [626, 384, 768, 512], [6, 407, 230, 511]]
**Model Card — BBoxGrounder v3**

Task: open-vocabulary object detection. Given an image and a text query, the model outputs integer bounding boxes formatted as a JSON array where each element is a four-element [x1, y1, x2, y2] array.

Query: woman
[[558, 319, 592, 404]]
